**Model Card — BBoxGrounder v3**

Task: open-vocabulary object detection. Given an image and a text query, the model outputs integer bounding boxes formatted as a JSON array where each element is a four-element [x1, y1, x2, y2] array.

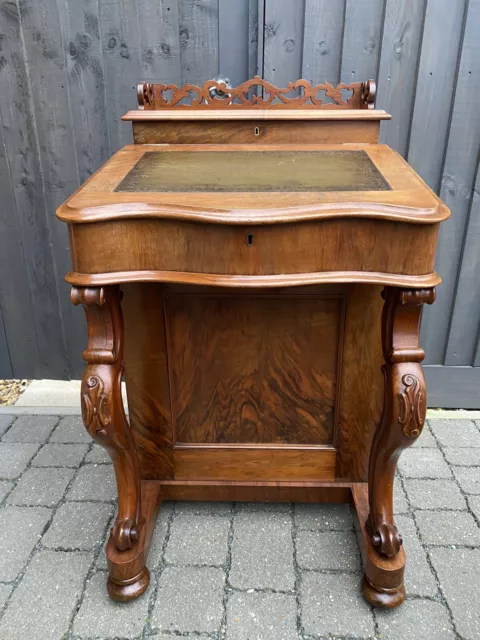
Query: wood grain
[[68, 217, 440, 280], [173, 447, 336, 481], [132, 120, 381, 145], [165, 293, 343, 444]]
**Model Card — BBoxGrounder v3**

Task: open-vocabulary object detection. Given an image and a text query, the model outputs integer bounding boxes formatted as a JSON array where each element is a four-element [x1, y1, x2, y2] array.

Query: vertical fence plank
[[249, 0, 261, 78], [0, 304, 12, 379], [58, 0, 110, 183], [443, 158, 480, 365], [264, 0, 305, 86], [179, 0, 219, 85], [20, 0, 90, 378], [445, 154, 480, 366], [99, 0, 141, 151], [407, 0, 466, 189], [0, 103, 41, 378], [0, 0, 69, 378], [420, 0, 479, 364], [137, 0, 181, 83], [302, 0, 345, 84], [219, 0, 249, 86], [377, 0, 426, 155], [341, 0, 385, 82]]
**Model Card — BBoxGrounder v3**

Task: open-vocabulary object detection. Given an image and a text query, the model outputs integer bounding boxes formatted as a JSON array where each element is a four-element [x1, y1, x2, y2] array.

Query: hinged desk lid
[[57, 143, 449, 226]]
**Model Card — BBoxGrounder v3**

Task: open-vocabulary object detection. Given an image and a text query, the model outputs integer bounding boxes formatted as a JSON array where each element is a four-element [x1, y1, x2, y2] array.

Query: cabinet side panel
[[335, 284, 384, 481], [122, 283, 174, 479]]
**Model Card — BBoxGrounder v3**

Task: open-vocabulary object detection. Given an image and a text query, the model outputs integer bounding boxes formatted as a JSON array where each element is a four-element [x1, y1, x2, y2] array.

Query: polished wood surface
[[166, 293, 342, 445], [58, 77, 449, 608], [122, 283, 382, 486], [131, 120, 382, 145]]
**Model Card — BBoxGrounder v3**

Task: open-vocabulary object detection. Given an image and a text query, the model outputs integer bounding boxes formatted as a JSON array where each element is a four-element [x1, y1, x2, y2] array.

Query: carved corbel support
[[366, 287, 435, 557], [71, 286, 143, 551]]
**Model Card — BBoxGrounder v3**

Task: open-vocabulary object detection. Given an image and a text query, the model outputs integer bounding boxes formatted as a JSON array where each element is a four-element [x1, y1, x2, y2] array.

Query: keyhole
[[247, 233, 254, 246], [254, 126, 260, 136]]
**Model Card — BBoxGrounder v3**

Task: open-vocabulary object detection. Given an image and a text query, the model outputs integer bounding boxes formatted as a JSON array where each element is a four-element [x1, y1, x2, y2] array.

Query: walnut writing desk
[[57, 77, 449, 608]]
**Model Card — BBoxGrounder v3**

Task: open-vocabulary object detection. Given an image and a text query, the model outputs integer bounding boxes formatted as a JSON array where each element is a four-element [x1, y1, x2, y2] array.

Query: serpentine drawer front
[[56, 77, 449, 609], [58, 143, 446, 287]]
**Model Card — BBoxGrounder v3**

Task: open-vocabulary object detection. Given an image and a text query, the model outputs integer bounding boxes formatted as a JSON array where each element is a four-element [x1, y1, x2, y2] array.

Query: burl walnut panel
[[122, 283, 384, 483], [165, 293, 344, 445]]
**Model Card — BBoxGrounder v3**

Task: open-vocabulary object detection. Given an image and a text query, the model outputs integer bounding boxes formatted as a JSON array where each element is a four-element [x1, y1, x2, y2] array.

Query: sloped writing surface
[[115, 150, 391, 193]]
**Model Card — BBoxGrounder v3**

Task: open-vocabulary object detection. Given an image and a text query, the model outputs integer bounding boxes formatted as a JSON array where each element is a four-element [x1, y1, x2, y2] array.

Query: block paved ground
[[0, 413, 479, 639]]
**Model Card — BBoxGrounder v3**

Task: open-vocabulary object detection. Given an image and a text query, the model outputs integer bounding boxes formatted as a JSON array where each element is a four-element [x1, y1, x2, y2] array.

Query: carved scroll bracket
[[367, 287, 435, 558], [72, 286, 143, 552]]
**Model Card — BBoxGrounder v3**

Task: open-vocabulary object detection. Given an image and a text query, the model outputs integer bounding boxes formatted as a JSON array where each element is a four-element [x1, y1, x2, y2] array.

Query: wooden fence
[[0, 0, 479, 406]]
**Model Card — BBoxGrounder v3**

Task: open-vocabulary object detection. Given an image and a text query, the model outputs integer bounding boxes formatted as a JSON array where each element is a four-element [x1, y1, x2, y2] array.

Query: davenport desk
[[56, 77, 449, 608]]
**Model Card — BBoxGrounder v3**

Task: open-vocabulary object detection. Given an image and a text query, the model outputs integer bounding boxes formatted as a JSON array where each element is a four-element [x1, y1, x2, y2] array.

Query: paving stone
[[226, 591, 297, 640], [84, 444, 111, 464], [0, 550, 91, 640], [236, 501, 291, 513], [376, 599, 455, 640], [148, 635, 203, 639], [31, 443, 88, 468], [429, 419, 480, 448], [174, 500, 233, 516], [0, 506, 51, 581], [430, 547, 480, 639], [0, 415, 15, 437], [0, 443, 40, 479], [442, 447, 480, 466], [300, 572, 375, 638], [49, 416, 92, 444], [395, 515, 437, 596], [7, 467, 75, 507], [0, 584, 12, 610], [152, 566, 225, 634], [230, 511, 295, 590], [95, 513, 116, 570], [404, 479, 467, 511], [394, 478, 410, 514], [166, 514, 230, 566], [1, 415, 58, 443], [149, 502, 175, 568], [67, 464, 116, 502], [468, 495, 480, 521], [294, 503, 353, 531], [296, 530, 361, 571], [414, 424, 437, 447], [415, 510, 480, 546], [453, 466, 480, 494], [43, 501, 113, 550], [398, 449, 452, 479], [73, 571, 151, 638], [0, 480, 13, 502]]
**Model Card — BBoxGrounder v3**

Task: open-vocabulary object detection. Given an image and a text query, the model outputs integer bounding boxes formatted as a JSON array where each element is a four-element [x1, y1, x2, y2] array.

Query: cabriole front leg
[[71, 286, 148, 601], [362, 287, 435, 607]]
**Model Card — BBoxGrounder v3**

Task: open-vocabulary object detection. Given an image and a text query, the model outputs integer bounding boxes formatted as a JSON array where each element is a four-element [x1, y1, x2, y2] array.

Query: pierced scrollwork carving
[[136, 75, 376, 110], [398, 374, 426, 439]]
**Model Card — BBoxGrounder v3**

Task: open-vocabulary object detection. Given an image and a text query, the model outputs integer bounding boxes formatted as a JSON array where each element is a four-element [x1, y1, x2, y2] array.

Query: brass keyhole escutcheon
[[254, 126, 260, 136]]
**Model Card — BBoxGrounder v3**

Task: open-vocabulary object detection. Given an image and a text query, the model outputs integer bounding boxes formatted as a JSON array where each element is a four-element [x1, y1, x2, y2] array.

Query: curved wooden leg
[[72, 286, 149, 601], [361, 287, 435, 607]]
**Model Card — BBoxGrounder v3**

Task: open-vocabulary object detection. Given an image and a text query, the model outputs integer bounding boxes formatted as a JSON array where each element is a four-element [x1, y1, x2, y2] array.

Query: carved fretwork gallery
[[57, 76, 450, 608], [137, 75, 376, 110]]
